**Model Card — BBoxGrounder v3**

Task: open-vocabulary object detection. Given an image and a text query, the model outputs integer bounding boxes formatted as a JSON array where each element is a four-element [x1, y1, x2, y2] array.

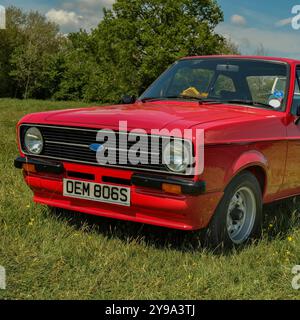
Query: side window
[[213, 75, 236, 97], [291, 69, 300, 115]]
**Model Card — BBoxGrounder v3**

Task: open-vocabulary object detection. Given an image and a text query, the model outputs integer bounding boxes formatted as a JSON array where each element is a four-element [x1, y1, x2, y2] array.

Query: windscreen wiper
[[169, 95, 205, 101], [141, 95, 218, 104], [140, 97, 172, 103], [221, 100, 275, 110]]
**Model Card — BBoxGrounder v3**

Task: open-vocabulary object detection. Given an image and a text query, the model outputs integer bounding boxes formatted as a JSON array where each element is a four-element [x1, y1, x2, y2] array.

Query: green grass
[[0, 98, 300, 300]]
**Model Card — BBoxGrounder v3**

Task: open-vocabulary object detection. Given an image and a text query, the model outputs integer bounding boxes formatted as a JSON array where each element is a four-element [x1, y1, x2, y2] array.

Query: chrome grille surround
[[19, 124, 194, 175]]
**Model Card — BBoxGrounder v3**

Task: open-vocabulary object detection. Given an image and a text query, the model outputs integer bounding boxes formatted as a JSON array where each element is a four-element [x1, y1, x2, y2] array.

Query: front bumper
[[14, 157, 64, 174], [15, 157, 223, 230]]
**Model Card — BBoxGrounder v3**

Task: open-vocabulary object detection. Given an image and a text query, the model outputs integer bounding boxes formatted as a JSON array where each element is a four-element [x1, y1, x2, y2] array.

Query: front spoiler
[[14, 156, 223, 231]]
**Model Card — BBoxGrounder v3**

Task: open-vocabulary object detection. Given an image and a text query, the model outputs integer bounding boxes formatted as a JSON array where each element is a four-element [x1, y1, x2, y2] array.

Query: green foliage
[[84, 0, 234, 102], [0, 6, 64, 99], [52, 31, 96, 101], [0, 7, 26, 97], [9, 9, 63, 99], [0, 2, 239, 102]]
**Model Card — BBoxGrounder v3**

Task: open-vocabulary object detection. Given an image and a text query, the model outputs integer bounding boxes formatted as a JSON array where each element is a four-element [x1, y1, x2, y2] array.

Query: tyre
[[205, 171, 263, 249]]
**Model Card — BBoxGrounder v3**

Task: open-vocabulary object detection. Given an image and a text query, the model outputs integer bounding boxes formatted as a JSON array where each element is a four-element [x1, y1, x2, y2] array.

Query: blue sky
[[217, 0, 300, 58], [1, 0, 300, 59]]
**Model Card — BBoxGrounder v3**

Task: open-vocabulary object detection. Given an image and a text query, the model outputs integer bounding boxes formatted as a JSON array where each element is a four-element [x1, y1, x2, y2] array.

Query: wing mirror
[[121, 95, 136, 104], [294, 105, 300, 125]]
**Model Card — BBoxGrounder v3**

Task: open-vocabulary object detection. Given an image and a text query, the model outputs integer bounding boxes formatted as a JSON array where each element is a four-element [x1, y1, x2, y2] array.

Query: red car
[[15, 55, 300, 247]]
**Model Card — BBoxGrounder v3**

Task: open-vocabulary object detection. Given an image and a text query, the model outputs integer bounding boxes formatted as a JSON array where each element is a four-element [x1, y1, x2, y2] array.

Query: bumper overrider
[[14, 157, 222, 230]]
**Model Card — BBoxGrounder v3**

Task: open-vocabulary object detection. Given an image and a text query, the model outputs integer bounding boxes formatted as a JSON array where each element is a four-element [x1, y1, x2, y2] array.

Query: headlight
[[24, 127, 44, 154], [163, 140, 190, 173]]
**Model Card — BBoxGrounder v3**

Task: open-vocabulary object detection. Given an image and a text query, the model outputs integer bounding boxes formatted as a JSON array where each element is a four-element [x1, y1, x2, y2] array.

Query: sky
[[1, 0, 300, 59]]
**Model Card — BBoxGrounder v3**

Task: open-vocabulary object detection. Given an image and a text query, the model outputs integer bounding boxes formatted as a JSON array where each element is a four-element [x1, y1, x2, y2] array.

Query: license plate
[[63, 179, 131, 206]]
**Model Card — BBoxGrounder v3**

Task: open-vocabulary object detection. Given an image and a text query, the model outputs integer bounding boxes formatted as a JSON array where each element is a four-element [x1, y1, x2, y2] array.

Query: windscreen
[[140, 58, 289, 110]]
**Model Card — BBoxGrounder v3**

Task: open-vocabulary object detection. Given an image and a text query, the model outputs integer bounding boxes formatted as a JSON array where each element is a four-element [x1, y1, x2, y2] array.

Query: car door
[[283, 68, 300, 192]]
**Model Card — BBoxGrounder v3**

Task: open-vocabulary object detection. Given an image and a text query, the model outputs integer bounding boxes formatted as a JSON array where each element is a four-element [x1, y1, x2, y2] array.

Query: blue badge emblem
[[89, 143, 104, 152]]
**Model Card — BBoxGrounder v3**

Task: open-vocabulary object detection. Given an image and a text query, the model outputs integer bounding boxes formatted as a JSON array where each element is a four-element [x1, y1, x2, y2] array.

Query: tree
[[52, 30, 97, 101], [0, 7, 26, 97], [8, 8, 63, 99], [83, 0, 235, 102], [254, 43, 269, 56], [0, 2, 239, 102]]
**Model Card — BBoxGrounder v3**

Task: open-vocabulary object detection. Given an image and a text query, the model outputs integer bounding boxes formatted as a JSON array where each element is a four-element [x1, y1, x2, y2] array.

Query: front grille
[[20, 124, 193, 175]]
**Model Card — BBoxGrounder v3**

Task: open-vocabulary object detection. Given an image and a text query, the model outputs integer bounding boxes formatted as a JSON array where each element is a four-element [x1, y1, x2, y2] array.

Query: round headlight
[[163, 140, 190, 173], [24, 127, 44, 154]]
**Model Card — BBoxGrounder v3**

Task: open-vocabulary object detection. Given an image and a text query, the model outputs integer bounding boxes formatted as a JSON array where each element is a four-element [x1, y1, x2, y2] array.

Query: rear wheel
[[205, 171, 263, 248]]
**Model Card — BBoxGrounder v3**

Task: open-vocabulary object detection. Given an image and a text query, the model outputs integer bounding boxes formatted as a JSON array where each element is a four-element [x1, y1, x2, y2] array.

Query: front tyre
[[205, 171, 263, 248]]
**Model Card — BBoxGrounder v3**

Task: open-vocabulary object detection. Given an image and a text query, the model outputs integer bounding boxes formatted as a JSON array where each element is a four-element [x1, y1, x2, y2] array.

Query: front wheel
[[205, 171, 263, 248]]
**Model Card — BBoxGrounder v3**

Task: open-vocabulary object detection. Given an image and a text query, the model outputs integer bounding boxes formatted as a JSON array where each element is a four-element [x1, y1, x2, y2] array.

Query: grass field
[[0, 98, 300, 300]]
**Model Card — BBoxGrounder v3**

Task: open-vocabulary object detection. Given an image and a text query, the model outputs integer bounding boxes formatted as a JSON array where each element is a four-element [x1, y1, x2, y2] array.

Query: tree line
[[0, 0, 238, 103]]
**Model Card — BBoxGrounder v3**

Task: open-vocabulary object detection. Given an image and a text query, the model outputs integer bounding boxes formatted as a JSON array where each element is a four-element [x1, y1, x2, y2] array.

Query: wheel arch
[[224, 150, 268, 197]]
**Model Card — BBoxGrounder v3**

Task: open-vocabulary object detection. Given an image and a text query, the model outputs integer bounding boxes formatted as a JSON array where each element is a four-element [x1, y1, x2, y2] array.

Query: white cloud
[[216, 22, 300, 59], [47, 0, 115, 33], [79, 0, 115, 9], [63, 0, 110, 12], [239, 8, 274, 27], [230, 14, 246, 26], [46, 9, 83, 28], [275, 17, 292, 27]]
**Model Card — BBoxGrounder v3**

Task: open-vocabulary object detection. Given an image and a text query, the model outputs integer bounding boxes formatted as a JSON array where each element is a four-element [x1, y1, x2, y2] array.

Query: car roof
[[181, 55, 300, 65]]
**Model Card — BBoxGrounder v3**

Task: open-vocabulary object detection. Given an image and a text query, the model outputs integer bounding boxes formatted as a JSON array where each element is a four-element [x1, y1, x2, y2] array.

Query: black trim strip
[[131, 173, 206, 196], [67, 171, 95, 180], [14, 157, 64, 174], [102, 176, 132, 186]]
